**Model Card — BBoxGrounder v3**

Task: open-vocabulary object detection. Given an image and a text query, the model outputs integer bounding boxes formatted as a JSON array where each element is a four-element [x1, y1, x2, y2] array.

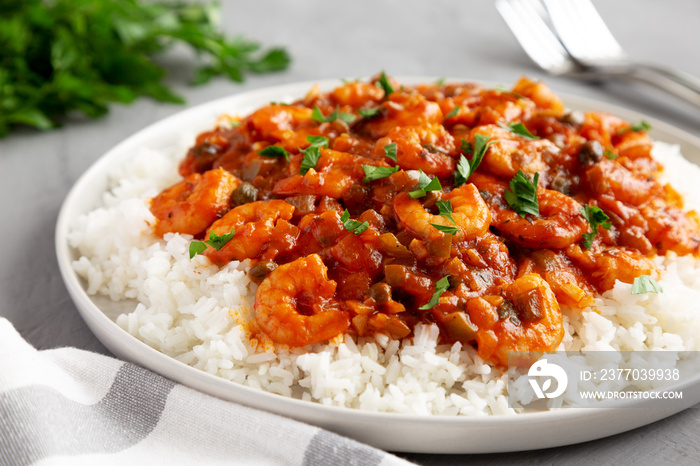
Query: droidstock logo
[[528, 359, 568, 399]]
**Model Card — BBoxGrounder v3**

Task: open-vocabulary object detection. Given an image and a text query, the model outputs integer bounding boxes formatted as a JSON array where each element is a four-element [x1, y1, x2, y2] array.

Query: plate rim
[[55, 77, 700, 453]]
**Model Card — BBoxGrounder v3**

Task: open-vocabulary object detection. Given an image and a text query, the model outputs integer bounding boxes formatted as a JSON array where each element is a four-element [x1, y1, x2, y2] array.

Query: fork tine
[[496, 0, 575, 74], [542, 0, 626, 62]]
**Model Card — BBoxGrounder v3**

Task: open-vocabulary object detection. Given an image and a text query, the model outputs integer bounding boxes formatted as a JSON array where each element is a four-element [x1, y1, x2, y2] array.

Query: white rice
[[69, 139, 700, 415]]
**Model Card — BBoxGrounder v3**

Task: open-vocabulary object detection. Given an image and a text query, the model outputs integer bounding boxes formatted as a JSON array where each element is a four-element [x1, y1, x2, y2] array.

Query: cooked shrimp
[[375, 123, 457, 177], [203, 200, 296, 264], [511, 77, 565, 115], [471, 173, 588, 249], [586, 159, 659, 206], [565, 244, 656, 291], [360, 91, 443, 139], [273, 149, 382, 199], [254, 254, 351, 346], [393, 183, 491, 242], [469, 124, 554, 179], [150, 168, 240, 237], [467, 273, 563, 366], [246, 104, 319, 150], [330, 81, 384, 108]]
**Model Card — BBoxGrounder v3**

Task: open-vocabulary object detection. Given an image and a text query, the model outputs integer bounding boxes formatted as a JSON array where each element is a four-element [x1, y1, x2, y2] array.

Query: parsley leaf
[[430, 223, 460, 235], [444, 106, 460, 119], [384, 143, 398, 162], [0, 0, 290, 138], [189, 228, 236, 259], [299, 135, 328, 174], [435, 77, 446, 85], [604, 150, 618, 160], [579, 205, 612, 249], [435, 200, 456, 225], [409, 170, 443, 198], [418, 275, 451, 310], [362, 165, 399, 182], [504, 170, 540, 217], [305, 135, 329, 148], [358, 107, 381, 119], [631, 275, 663, 294], [378, 71, 394, 96], [311, 106, 356, 124], [340, 209, 370, 235], [454, 134, 494, 186], [258, 145, 290, 162], [499, 121, 539, 140], [621, 120, 652, 133]]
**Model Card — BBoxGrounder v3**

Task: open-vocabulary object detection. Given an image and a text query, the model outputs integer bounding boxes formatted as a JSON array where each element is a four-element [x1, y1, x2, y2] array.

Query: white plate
[[56, 78, 700, 454]]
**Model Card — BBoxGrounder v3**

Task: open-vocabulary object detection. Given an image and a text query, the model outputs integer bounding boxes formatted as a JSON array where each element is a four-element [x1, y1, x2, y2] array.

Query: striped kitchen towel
[[0, 318, 413, 466]]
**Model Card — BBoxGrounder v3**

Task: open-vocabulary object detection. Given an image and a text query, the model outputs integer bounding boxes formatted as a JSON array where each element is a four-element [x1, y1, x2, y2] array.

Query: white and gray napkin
[[0, 318, 413, 465]]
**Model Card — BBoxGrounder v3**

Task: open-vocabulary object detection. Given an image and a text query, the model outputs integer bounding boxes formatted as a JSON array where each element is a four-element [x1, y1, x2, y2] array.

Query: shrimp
[[375, 123, 457, 177], [469, 124, 554, 179], [273, 149, 382, 199], [586, 159, 659, 206], [467, 273, 563, 366], [360, 91, 443, 139], [330, 81, 384, 108], [246, 104, 320, 151], [393, 183, 491, 242], [254, 254, 351, 347], [203, 200, 297, 264], [565, 244, 656, 291], [471, 173, 588, 249], [150, 168, 240, 237], [511, 77, 566, 115]]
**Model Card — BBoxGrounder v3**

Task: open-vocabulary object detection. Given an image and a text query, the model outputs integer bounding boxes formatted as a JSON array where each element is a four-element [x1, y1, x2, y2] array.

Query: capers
[[561, 110, 585, 127], [231, 182, 259, 206], [578, 140, 604, 166], [247, 261, 278, 284]]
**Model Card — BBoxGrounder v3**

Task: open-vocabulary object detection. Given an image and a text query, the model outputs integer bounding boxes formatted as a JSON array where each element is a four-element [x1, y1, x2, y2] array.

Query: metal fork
[[496, 0, 700, 108]]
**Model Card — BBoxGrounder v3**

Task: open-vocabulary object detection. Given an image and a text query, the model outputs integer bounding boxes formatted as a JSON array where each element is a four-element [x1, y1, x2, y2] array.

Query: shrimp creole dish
[[70, 74, 700, 414]]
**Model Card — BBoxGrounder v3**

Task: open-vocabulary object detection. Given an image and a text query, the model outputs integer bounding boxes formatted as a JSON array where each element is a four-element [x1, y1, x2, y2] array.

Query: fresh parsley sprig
[[429, 200, 460, 235], [499, 121, 539, 140], [418, 275, 451, 310], [0, 0, 290, 138], [312, 106, 357, 125], [189, 228, 235, 259], [362, 165, 399, 182], [409, 170, 442, 199], [579, 205, 612, 249], [377, 71, 394, 96], [620, 120, 652, 134], [299, 136, 329, 175], [340, 209, 370, 235], [258, 145, 290, 162], [454, 134, 494, 186], [504, 170, 540, 217], [384, 143, 398, 162], [358, 107, 381, 119], [631, 275, 663, 294]]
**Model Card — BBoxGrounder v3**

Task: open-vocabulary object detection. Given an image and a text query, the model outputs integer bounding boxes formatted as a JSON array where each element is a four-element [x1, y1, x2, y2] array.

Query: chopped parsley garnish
[[362, 165, 399, 182], [621, 120, 652, 133], [409, 170, 443, 198], [378, 71, 394, 96], [384, 142, 398, 162], [504, 170, 540, 217], [430, 223, 460, 235], [312, 106, 357, 124], [435, 77, 446, 85], [418, 275, 451, 310], [499, 121, 539, 140], [358, 107, 381, 119], [631, 275, 663, 295], [340, 209, 370, 235], [299, 135, 329, 174], [258, 145, 290, 162], [454, 134, 494, 186], [189, 229, 235, 259], [436, 200, 456, 224], [604, 150, 618, 160], [579, 205, 612, 249], [444, 106, 460, 119]]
